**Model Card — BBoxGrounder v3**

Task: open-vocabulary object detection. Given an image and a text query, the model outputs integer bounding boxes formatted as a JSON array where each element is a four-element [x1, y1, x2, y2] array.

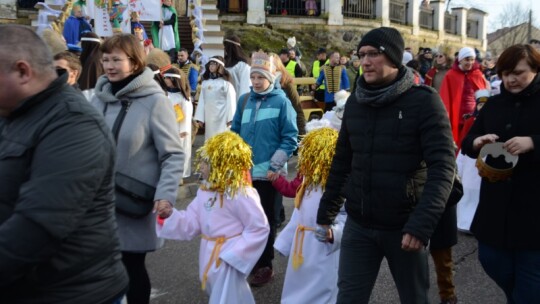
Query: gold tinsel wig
[[195, 131, 253, 205], [295, 127, 338, 208]]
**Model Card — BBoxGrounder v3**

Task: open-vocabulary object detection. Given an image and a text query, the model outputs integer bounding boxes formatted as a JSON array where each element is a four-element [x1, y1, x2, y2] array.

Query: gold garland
[[294, 127, 338, 208], [195, 131, 253, 205]]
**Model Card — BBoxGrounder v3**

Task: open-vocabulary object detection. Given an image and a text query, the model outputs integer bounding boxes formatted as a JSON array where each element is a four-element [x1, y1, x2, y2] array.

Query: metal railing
[[343, 0, 376, 19], [419, 7, 434, 30], [444, 13, 457, 34], [266, 0, 326, 17], [389, 0, 407, 24], [218, 0, 248, 14], [17, 0, 39, 9]]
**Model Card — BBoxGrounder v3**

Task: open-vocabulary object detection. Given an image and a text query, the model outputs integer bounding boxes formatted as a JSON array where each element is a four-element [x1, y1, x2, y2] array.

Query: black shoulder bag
[[107, 101, 157, 218]]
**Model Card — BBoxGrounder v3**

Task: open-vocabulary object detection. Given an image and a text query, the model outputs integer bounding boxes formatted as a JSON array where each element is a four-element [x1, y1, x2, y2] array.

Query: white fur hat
[[458, 47, 476, 62], [333, 90, 350, 108], [287, 36, 296, 48], [474, 89, 490, 100], [402, 51, 413, 65]]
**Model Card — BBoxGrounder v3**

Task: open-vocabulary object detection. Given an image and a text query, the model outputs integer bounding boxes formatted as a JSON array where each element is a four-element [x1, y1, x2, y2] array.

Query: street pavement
[[145, 134, 506, 304]]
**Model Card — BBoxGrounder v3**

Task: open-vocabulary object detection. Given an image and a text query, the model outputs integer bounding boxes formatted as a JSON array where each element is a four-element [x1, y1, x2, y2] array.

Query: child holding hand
[[155, 131, 269, 304], [271, 126, 346, 304]]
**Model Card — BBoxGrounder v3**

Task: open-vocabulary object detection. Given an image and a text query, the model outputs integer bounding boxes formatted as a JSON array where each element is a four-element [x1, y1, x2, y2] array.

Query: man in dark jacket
[[0, 25, 128, 303], [316, 27, 455, 303]]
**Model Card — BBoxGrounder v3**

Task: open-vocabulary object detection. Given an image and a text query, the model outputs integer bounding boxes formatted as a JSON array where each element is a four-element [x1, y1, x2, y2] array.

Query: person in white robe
[[270, 127, 346, 304], [456, 151, 481, 232], [164, 68, 193, 178], [227, 61, 252, 97], [224, 36, 252, 97], [194, 57, 237, 141], [456, 89, 489, 232], [155, 131, 269, 304]]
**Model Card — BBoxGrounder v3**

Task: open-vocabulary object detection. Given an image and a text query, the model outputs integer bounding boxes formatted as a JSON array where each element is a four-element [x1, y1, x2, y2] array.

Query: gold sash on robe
[[292, 225, 315, 270], [200, 233, 242, 290]]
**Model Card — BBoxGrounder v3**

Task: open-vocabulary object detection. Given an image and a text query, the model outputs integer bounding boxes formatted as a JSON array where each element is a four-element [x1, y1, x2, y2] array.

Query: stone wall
[[222, 18, 483, 65], [0, 0, 18, 22]]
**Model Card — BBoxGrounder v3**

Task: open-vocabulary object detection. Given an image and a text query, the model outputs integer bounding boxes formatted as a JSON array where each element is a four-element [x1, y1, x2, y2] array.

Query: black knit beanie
[[357, 27, 404, 68]]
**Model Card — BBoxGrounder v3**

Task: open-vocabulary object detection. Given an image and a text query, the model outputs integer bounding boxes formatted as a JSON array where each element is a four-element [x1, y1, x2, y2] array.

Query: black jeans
[[253, 180, 277, 269], [122, 252, 150, 304], [337, 218, 429, 304]]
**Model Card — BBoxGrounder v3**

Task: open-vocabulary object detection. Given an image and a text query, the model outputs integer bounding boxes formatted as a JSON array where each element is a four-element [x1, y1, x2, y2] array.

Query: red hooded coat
[[439, 61, 486, 146]]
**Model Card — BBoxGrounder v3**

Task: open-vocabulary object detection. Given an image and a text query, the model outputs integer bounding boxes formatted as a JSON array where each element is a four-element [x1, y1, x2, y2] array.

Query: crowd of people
[[1, 9, 540, 304]]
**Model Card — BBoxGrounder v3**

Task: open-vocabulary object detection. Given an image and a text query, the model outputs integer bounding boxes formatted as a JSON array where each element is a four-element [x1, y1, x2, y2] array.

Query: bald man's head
[[0, 25, 57, 116], [0, 25, 56, 76]]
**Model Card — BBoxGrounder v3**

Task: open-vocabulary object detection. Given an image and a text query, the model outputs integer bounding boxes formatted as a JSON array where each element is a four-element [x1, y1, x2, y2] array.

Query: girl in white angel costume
[[163, 67, 193, 178], [155, 131, 269, 304], [194, 56, 237, 141], [270, 124, 346, 304]]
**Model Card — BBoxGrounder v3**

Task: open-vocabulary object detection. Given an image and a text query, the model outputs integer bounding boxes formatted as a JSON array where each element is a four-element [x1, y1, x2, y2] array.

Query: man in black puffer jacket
[[316, 27, 455, 304], [0, 25, 128, 303]]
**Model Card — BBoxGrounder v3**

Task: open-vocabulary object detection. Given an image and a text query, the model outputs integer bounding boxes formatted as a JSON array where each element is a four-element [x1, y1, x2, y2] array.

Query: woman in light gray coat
[[91, 34, 184, 304]]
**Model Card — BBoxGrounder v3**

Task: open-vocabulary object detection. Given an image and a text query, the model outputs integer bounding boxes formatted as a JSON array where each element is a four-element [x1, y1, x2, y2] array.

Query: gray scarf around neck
[[355, 67, 415, 107]]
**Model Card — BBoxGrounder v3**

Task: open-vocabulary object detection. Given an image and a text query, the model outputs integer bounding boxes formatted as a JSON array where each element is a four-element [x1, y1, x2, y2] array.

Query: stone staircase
[[24, 0, 225, 62], [197, 0, 224, 58]]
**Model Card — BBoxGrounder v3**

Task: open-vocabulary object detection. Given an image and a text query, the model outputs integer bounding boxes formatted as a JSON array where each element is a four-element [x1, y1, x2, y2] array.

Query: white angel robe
[[456, 151, 481, 232], [194, 78, 237, 141], [159, 7, 176, 51], [226, 61, 252, 97], [168, 92, 193, 177], [274, 187, 346, 304], [156, 187, 269, 304]]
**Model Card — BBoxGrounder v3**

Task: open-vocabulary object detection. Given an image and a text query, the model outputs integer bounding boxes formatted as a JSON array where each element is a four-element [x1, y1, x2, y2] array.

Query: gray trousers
[[337, 218, 430, 304]]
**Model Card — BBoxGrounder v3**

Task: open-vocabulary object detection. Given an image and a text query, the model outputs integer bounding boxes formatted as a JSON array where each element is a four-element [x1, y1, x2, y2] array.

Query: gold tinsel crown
[[295, 127, 338, 209], [195, 131, 253, 203]]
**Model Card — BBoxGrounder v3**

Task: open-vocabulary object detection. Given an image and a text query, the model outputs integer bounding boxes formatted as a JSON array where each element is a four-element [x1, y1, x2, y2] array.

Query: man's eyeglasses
[[358, 50, 383, 60], [436, 55, 444, 58]]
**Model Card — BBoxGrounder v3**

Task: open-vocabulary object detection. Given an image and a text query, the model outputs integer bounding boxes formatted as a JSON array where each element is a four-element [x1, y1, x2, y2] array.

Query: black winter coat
[[462, 74, 540, 250], [317, 69, 456, 245], [0, 74, 128, 303]]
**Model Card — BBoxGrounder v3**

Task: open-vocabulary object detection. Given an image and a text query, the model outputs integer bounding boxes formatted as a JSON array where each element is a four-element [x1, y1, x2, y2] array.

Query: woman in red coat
[[439, 47, 489, 149]]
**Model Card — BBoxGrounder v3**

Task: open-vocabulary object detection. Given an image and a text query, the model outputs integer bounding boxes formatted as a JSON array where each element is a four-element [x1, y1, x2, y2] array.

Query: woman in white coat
[[194, 56, 237, 141]]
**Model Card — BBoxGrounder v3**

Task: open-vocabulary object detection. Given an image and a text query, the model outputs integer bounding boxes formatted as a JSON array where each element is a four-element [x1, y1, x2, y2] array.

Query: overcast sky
[[448, 0, 539, 33]]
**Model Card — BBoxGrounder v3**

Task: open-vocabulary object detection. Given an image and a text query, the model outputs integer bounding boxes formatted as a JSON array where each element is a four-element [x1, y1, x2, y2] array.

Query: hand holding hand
[[401, 233, 423, 251], [503, 136, 534, 155], [159, 21, 164, 28], [473, 134, 499, 151], [267, 171, 279, 182], [314, 225, 333, 243], [196, 120, 204, 128], [154, 200, 173, 219]]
